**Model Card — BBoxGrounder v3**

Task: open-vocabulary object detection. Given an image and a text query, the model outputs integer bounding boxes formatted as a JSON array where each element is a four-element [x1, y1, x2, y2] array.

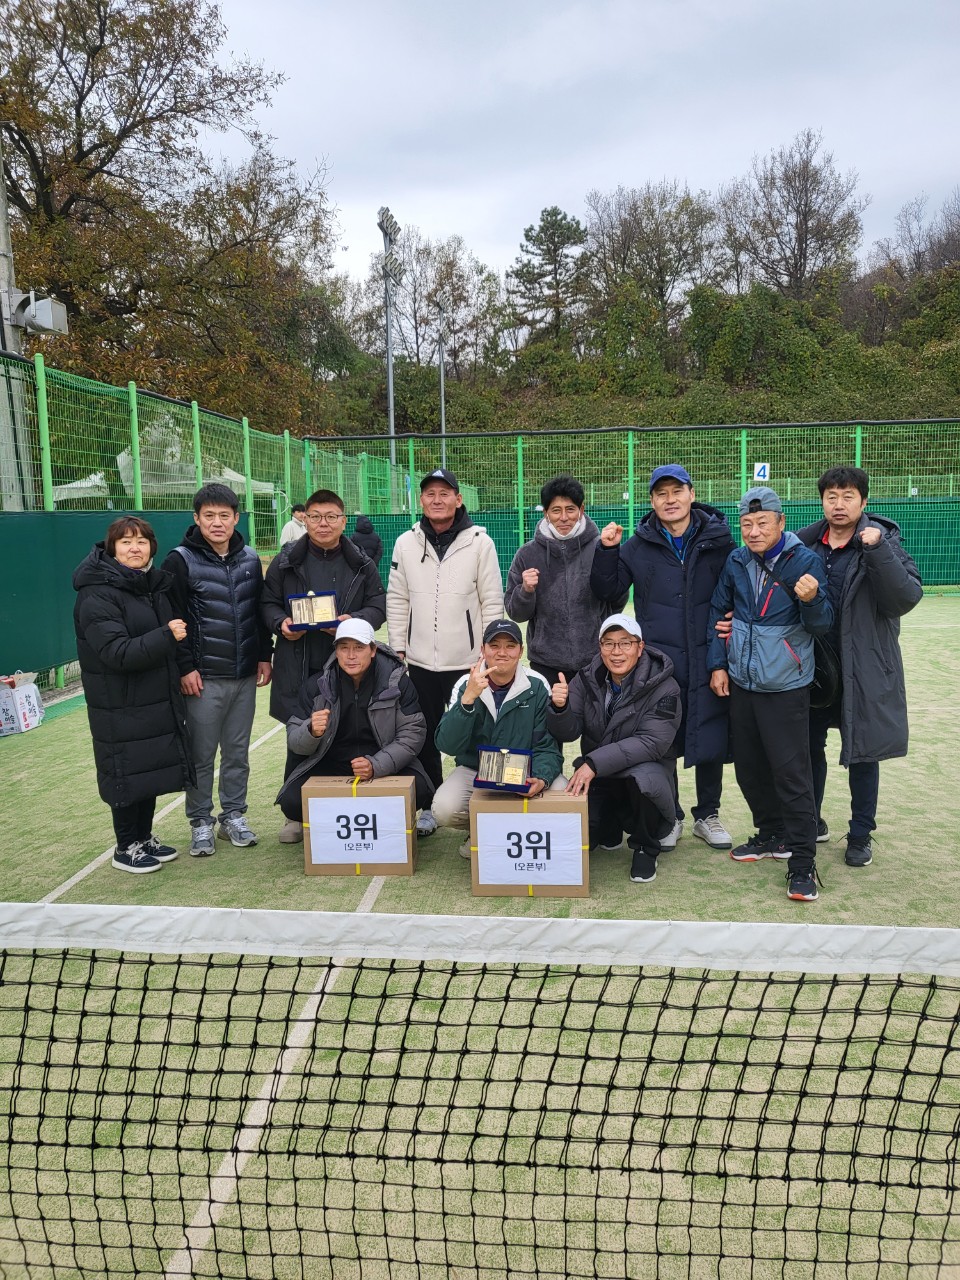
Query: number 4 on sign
[[753, 463, 770, 482]]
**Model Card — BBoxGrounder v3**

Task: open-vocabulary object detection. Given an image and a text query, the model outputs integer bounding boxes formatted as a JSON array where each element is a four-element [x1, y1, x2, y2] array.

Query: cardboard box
[[468, 791, 589, 898], [302, 775, 416, 876], [0, 682, 44, 736]]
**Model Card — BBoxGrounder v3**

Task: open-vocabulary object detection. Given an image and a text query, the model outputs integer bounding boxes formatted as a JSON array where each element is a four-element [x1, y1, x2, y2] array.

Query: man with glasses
[[706, 486, 832, 902], [546, 614, 681, 885], [262, 488, 386, 842]]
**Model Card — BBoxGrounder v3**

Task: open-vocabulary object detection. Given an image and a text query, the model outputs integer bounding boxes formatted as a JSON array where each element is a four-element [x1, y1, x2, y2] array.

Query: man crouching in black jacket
[[546, 614, 681, 884]]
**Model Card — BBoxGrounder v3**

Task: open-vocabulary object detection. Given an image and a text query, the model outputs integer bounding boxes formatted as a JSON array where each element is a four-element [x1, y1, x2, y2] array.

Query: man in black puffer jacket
[[547, 614, 682, 886], [591, 464, 734, 853], [162, 484, 273, 856], [351, 515, 383, 566]]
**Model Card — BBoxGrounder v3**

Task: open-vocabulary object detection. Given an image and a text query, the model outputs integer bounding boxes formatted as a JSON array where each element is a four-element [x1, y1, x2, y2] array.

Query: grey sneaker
[[692, 814, 733, 849], [659, 819, 683, 851], [416, 809, 438, 837], [112, 841, 161, 874], [278, 819, 303, 844], [190, 823, 216, 857], [218, 816, 258, 847], [458, 839, 472, 860]]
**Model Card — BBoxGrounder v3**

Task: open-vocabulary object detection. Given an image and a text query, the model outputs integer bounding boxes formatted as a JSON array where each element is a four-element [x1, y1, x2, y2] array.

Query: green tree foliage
[[507, 207, 587, 343]]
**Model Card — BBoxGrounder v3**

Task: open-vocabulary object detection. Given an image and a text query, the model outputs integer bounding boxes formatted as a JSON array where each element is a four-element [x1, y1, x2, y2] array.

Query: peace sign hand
[[461, 658, 490, 707]]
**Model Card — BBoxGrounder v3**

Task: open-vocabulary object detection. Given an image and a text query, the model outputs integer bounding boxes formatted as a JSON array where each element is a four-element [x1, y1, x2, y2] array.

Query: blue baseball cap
[[649, 464, 693, 491], [739, 486, 783, 515]]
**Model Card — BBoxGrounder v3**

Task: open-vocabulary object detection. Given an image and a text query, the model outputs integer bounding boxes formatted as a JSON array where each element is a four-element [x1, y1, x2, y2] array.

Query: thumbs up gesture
[[551, 672, 569, 708], [600, 522, 624, 547]]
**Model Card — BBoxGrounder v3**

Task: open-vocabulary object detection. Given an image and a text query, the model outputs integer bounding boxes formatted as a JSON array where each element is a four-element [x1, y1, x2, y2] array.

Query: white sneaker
[[416, 809, 438, 837], [692, 813, 733, 849], [659, 819, 683, 851]]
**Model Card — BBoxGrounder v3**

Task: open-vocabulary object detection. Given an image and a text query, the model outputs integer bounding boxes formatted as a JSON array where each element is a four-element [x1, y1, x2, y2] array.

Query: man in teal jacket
[[707, 486, 833, 902], [433, 619, 565, 853]]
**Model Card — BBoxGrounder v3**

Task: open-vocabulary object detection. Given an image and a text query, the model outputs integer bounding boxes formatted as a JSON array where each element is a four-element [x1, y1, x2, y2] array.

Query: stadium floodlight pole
[[437, 304, 447, 468], [377, 207, 404, 469]]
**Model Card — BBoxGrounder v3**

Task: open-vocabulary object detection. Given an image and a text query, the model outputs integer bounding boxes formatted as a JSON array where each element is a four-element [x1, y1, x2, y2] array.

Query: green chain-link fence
[[1, 349, 957, 684]]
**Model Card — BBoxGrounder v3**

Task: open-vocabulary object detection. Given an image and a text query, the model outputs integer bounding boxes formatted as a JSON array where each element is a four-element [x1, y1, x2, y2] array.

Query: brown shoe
[[278, 819, 303, 844]]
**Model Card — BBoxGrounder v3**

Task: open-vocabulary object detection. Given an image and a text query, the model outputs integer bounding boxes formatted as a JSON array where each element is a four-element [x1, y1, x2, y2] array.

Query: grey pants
[[184, 676, 258, 826]]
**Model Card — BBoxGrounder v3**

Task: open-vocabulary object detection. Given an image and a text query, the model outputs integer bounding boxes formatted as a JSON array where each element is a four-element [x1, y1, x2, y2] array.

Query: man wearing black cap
[[387, 469, 504, 835], [433, 618, 564, 846], [591, 463, 735, 853], [707, 486, 833, 902]]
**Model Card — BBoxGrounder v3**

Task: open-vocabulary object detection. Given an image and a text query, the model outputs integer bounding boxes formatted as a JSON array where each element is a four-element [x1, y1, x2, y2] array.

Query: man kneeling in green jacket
[[434, 619, 566, 856]]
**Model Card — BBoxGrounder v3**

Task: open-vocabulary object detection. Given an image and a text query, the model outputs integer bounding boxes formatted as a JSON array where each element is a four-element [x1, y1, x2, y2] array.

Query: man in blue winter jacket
[[707, 486, 833, 902]]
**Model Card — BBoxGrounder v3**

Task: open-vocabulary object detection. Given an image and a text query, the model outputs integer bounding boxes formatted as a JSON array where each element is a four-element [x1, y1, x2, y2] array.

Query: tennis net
[[1, 903, 958, 1279]]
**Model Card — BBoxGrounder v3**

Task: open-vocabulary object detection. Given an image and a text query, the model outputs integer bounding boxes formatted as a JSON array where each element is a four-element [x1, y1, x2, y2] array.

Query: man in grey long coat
[[796, 466, 922, 867]]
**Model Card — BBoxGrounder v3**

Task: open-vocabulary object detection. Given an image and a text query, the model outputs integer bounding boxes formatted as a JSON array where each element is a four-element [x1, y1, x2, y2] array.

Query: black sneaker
[[816, 818, 830, 843], [731, 834, 791, 862], [629, 850, 657, 883], [787, 869, 820, 902], [143, 834, 178, 863], [112, 841, 162, 874], [844, 836, 873, 867]]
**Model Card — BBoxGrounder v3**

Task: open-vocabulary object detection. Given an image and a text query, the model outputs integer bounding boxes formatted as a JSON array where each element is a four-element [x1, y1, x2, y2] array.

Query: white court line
[[162, 876, 386, 1279], [42, 722, 285, 904]]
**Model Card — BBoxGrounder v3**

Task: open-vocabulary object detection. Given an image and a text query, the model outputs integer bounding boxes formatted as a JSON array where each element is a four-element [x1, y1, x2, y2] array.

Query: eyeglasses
[[600, 638, 640, 653], [304, 513, 345, 525]]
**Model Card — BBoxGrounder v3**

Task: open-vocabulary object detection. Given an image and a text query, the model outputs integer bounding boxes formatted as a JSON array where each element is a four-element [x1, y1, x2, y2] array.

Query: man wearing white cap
[[276, 619, 433, 826], [387, 467, 503, 837], [546, 614, 682, 885]]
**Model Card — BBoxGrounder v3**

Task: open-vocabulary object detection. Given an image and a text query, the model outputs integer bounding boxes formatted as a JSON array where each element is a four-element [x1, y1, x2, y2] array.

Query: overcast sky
[[214, 0, 960, 283]]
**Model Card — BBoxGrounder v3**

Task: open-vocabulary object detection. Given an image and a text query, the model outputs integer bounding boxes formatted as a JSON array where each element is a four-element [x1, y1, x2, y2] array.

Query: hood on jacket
[[799, 512, 904, 545], [276, 527, 369, 572], [532, 515, 600, 559], [582, 643, 676, 694], [73, 542, 170, 594], [178, 523, 247, 557], [355, 515, 374, 534], [306, 642, 405, 703]]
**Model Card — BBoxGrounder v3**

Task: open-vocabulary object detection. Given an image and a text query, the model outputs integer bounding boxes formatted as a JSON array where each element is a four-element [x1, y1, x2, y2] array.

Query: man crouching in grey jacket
[[546, 614, 682, 885]]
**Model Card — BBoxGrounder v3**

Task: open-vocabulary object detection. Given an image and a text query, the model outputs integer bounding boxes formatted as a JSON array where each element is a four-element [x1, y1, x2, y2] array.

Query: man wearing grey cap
[[547, 613, 682, 884], [592, 463, 735, 852], [276, 618, 433, 823], [387, 468, 503, 836], [707, 486, 833, 902]]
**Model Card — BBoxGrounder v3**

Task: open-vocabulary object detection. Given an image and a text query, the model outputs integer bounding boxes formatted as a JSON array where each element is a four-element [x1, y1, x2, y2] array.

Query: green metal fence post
[[408, 439, 416, 525], [191, 402, 203, 489], [242, 417, 256, 550], [739, 426, 748, 494], [128, 382, 143, 509], [304, 440, 313, 497], [627, 430, 635, 534], [336, 449, 345, 499], [35, 353, 64, 687], [358, 452, 370, 515], [516, 435, 525, 546], [283, 429, 292, 519], [34, 354, 53, 512], [854, 423, 863, 469]]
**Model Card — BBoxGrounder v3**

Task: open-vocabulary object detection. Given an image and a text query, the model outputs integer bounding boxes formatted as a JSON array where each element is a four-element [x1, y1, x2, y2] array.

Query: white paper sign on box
[[306, 794, 409, 865], [475, 810, 584, 887], [13, 684, 44, 731], [0, 688, 19, 736]]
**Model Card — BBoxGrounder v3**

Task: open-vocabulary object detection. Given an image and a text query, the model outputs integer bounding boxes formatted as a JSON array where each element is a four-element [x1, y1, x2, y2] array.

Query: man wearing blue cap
[[707, 486, 833, 902], [591, 463, 735, 853]]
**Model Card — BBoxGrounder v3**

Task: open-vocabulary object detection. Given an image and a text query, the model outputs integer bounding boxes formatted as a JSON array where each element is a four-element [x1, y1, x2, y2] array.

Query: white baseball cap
[[334, 619, 376, 645], [599, 613, 642, 640]]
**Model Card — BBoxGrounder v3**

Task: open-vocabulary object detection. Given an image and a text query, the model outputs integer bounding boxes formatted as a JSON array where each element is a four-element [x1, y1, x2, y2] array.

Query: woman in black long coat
[[73, 516, 194, 873]]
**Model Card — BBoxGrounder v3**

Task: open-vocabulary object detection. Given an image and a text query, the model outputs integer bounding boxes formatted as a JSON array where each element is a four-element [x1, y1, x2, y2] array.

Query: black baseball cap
[[482, 619, 522, 645], [420, 468, 459, 493]]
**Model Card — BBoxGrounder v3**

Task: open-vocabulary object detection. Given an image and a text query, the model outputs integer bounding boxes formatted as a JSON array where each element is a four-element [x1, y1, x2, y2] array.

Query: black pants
[[729, 683, 816, 875], [408, 665, 469, 792], [111, 797, 157, 850], [588, 776, 664, 879], [280, 760, 433, 820], [809, 702, 880, 840], [530, 661, 565, 692], [670, 758, 724, 822]]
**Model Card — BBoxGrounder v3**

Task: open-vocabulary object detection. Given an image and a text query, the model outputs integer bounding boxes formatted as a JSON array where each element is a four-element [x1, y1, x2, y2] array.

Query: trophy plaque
[[474, 746, 534, 793], [287, 591, 338, 630]]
